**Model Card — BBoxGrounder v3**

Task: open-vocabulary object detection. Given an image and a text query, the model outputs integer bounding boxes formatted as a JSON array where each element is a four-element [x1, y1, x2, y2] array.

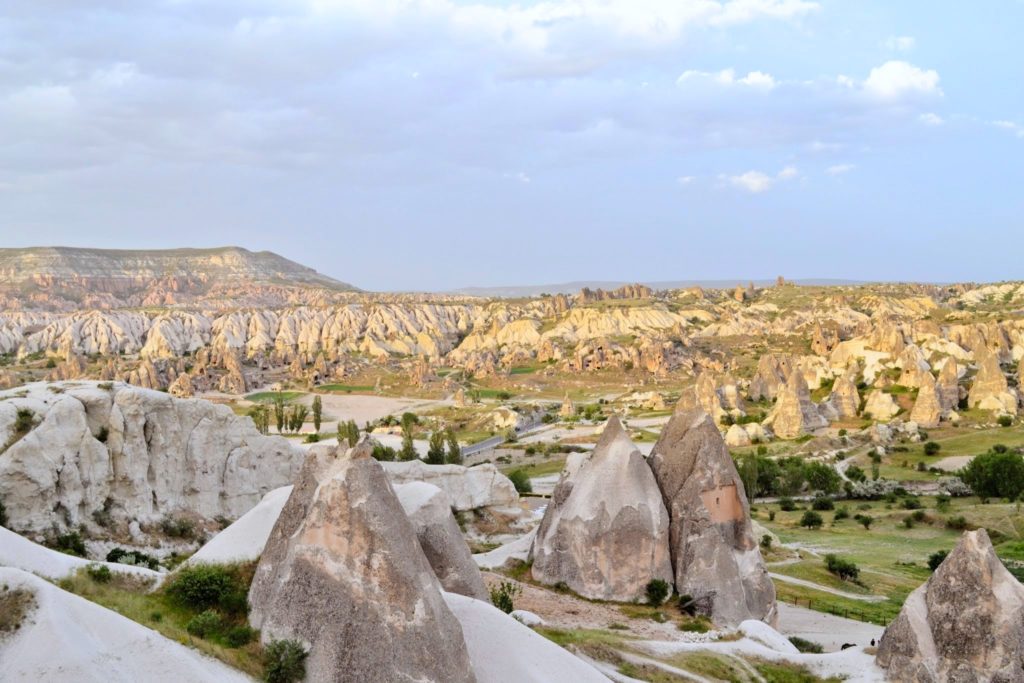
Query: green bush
[[489, 580, 521, 614], [946, 515, 969, 531], [54, 531, 87, 557], [164, 564, 249, 616], [645, 579, 670, 606], [106, 547, 160, 570], [779, 497, 797, 512], [824, 554, 859, 581], [263, 640, 308, 683], [998, 415, 1013, 428], [507, 470, 533, 494], [186, 609, 223, 638], [833, 507, 850, 522], [928, 549, 949, 571], [923, 441, 941, 456], [85, 563, 112, 583], [799, 511, 823, 529], [760, 534, 772, 550], [13, 408, 34, 434], [811, 496, 834, 511], [854, 513, 873, 529], [960, 450, 1024, 499], [225, 625, 257, 647], [902, 497, 923, 510], [160, 516, 196, 539]]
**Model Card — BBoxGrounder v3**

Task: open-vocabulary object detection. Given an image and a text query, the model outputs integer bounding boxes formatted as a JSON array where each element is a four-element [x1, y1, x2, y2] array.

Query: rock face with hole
[[877, 529, 1024, 682], [395, 481, 489, 600], [531, 417, 672, 602], [248, 442, 476, 683], [0, 381, 303, 535], [648, 409, 777, 626]]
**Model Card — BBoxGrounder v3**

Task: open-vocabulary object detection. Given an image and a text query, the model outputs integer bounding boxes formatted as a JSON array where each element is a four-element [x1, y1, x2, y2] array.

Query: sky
[[0, 1, 1022, 291]]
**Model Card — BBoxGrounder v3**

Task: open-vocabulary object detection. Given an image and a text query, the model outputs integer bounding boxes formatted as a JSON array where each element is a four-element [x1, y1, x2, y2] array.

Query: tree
[[959, 450, 1024, 500], [445, 427, 462, 465], [824, 554, 860, 581], [800, 511, 823, 529], [273, 395, 286, 434], [804, 462, 841, 494], [248, 405, 269, 435], [737, 455, 758, 499], [923, 441, 941, 456], [507, 469, 532, 494], [854, 514, 873, 530], [426, 430, 446, 465], [846, 464, 867, 482], [311, 395, 322, 433], [645, 579, 670, 605], [399, 421, 417, 461]]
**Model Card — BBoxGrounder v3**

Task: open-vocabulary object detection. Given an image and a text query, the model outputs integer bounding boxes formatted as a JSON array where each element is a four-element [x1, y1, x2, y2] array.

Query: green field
[[317, 384, 375, 393], [243, 391, 305, 403], [759, 494, 1024, 623]]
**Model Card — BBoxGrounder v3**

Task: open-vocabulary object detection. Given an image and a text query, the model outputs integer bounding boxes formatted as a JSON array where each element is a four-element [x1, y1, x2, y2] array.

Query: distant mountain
[[450, 278, 867, 298], [0, 246, 358, 310]]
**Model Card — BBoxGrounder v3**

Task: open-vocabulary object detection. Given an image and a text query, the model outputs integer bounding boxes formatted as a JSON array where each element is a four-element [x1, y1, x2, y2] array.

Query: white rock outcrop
[[0, 382, 303, 535], [381, 460, 520, 512]]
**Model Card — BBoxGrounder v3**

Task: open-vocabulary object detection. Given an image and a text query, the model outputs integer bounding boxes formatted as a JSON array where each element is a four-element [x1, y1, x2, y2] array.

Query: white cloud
[[723, 166, 798, 193], [919, 112, 944, 126], [884, 35, 916, 52], [826, 163, 855, 176], [992, 121, 1024, 138], [676, 68, 776, 89], [504, 171, 532, 183], [677, 175, 695, 185], [862, 60, 941, 100]]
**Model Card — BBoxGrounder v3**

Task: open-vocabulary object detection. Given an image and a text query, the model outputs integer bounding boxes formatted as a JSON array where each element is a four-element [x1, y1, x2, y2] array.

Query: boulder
[[724, 424, 751, 447], [909, 372, 942, 428], [648, 410, 777, 626], [248, 443, 476, 683], [877, 530, 1024, 682], [381, 460, 519, 512], [0, 381, 303, 535], [395, 481, 488, 600], [764, 371, 827, 439], [531, 417, 672, 602]]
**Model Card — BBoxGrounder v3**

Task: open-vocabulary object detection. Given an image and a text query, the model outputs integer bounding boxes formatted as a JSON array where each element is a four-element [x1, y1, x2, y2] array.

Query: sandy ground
[[297, 392, 449, 428], [933, 454, 974, 471], [776, 602, 884, 651]]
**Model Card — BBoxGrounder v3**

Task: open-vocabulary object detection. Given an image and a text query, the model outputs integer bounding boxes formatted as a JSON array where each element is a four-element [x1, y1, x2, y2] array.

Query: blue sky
[[0, 0, 1021, 291]]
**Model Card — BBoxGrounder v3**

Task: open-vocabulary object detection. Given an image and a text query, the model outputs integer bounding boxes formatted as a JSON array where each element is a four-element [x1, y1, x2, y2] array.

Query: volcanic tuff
[[531, 417, 673, 602], [877, 529, 1024, 682], [0, 381, 303, 535]]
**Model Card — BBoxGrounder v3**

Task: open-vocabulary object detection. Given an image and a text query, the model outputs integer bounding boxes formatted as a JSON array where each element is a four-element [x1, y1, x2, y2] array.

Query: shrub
[[105, 547, 160, 570], [507, 470, 533, 494], [946, 515, 969, 531], [902, 497, 923, 510], [263, 640, 308, 683], [165, 564, 248, 615], [186, 609, 222, 638], [303, 433, 320, 443], [928, 550, 949, 571], [54, 531, 87, 557], [225, 624, 257, 647], [0, 497, 6, 528], [760, 534, 772, 550], [779, 498, 797, 512], [902, 516, 915, 529], [645, 579, 670, 606], [854, 514, 873, 530], [923, 441, 941, 456], [833, 507, 850, 522], [86, 563, 112, 583], [824, 554, 859, 581], [788, 636, 824, 654], [998, 415, 1013, 428], [489, 580, 521, 614], [371, 443, 397, 461], [799, 511, 823, 529], [160, 516, 196, 539], [768, 510, 776, 522], [13, 408, 34, 434], [677, 594, 697, 616], [811, 496, 834, 511], [935, 493, 951, 510]]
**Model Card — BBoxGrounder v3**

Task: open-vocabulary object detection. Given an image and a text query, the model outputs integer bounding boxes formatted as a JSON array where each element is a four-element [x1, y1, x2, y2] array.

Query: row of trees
[[736, 454, 842, 498]]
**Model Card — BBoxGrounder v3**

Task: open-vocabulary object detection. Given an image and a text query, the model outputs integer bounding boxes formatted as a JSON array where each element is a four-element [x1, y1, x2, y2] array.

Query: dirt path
[[769, 573, 887, 602]]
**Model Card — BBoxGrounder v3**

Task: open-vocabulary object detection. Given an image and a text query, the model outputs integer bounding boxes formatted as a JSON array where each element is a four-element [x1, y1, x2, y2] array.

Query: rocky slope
[[0, 246, 356, 310]]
